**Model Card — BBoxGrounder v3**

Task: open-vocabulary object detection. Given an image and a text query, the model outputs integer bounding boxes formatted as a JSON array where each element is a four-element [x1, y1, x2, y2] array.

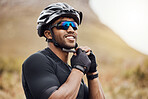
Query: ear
[[44, 30, 52, 39]]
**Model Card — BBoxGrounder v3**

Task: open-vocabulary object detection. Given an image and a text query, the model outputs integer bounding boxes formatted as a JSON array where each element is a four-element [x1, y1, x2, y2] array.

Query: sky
[[89, 0, 148, 55]]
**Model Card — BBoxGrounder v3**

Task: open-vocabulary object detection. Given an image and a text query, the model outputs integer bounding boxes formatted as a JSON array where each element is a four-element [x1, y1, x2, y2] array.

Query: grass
[[0, 57, 25, 99], [103, 58, 148, 99]]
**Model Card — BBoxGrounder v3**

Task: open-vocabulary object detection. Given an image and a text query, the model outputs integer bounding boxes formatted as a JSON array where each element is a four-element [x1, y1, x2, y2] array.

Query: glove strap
[[73, 65, 86, 74], [87, 73, 98, 80]]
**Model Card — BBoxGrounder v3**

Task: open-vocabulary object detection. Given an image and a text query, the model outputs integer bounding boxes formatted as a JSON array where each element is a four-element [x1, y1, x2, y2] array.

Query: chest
[[54, 63, 87, 99], [55, 63, 71, 85]]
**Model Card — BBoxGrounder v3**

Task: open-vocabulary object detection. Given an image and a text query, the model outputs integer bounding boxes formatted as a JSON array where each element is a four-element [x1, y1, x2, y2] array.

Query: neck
[[48, 43, 69, 63]]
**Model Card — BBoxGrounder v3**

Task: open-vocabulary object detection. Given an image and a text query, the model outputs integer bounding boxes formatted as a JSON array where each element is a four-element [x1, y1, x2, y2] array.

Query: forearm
[[88, 72, 105, 99], [49, 69, 84, 99]]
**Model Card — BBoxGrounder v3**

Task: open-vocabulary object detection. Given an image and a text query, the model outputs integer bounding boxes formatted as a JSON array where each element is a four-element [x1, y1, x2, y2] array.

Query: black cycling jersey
[[22, 47, 89, 99]]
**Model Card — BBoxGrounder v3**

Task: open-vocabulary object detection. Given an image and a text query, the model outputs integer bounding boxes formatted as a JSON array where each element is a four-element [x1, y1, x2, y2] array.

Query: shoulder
[[23, 52, 47, 64], [22, 51, 57, 74], [23, 51, 55, 69]]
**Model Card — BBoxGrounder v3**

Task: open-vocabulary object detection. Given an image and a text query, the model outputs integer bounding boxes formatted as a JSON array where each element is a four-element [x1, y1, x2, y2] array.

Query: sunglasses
[[51, 21, 78, 30]]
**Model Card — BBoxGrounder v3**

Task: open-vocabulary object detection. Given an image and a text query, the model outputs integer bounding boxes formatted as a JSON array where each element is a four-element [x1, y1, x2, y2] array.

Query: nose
[[67, 25, 75, 33]]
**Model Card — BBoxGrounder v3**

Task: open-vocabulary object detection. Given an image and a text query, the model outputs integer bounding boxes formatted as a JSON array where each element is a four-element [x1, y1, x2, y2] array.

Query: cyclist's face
[[52, 17, 78, 49]]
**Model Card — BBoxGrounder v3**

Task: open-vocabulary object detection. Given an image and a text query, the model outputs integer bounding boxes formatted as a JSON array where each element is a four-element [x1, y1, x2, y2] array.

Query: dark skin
[[44, 17, 105, 99]]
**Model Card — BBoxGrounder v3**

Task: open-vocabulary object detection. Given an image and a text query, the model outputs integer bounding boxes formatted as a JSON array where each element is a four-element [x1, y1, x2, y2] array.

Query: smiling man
[[22, 2, 105, 99]]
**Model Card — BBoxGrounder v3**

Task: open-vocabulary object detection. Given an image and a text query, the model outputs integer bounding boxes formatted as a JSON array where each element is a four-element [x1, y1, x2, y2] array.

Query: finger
[[76, 48, 83, 55], [86, 51, 91, 56], [81, 47, 91, 54], [79, 46, 91, 53]]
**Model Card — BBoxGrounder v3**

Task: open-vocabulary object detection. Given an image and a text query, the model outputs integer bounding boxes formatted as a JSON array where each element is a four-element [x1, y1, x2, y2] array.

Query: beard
[[54, 35, 77, 49], [57, 41, 76, 49]]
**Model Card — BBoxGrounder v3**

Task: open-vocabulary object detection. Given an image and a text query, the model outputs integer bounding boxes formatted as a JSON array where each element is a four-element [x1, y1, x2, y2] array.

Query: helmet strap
[[48, 28, 60, 47]]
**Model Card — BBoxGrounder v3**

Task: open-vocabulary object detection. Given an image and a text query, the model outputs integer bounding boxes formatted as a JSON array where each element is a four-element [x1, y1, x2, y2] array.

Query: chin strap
[[62, 43, 78, 53], [47, 28, 78, 53], [47, 28, 60, 47]]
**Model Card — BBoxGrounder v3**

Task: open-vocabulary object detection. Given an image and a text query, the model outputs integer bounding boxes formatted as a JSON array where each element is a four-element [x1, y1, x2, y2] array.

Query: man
[[22, 2, 105, 99]]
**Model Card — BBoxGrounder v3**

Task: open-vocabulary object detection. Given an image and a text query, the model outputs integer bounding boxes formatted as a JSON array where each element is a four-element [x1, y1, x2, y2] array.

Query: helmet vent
[[40, 15, 49, 20]]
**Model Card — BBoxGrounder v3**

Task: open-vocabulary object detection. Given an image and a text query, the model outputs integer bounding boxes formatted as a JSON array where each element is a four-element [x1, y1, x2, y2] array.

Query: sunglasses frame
[[51, 21, 78, 30]]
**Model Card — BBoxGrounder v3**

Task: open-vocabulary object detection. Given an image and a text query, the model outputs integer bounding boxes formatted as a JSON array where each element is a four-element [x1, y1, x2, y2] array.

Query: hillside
[[0, 0, 148, 98], [0, 0, 147, 60]]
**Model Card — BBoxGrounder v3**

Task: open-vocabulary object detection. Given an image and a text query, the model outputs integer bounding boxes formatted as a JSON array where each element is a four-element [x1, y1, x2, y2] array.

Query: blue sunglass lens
[[58, 21, 78, 30]]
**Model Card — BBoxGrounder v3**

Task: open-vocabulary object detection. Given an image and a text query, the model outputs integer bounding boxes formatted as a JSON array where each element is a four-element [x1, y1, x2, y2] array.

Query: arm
[[49, 48, 91, 99], [87, 51, 105, 99], [78, 46, 105, 99], [49, 69, 83, 99], [87, 72, 105, 99]]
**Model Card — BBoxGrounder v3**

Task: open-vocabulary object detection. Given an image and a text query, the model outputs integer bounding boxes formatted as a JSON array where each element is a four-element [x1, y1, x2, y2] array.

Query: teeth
[[67, 36, 74, 39]]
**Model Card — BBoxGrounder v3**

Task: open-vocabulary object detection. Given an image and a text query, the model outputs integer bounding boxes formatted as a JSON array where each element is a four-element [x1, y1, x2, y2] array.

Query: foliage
[[0, 57, 21, 74], [0, 57, 25, 99], [104, 59, 148, 99]]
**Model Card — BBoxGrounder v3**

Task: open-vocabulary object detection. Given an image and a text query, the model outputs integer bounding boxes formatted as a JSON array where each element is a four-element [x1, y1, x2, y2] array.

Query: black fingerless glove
[[88, 51, 97, 73], [71, 48, 91, 74]]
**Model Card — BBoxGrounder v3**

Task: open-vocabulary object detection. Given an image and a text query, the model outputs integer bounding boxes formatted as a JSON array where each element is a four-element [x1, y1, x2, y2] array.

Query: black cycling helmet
[[37, 2, 83, 37]]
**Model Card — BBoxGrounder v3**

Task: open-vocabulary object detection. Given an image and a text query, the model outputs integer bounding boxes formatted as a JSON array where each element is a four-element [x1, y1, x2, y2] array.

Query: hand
[[77, 46, 98, 73], [77, 46, 91, 56], [88, 51, 97, 73], [71, 48, 91, 74]]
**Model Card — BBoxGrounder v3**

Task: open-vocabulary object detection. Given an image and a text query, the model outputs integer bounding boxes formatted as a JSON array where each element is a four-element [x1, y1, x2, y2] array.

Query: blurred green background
[[0, 0, 148, 99]]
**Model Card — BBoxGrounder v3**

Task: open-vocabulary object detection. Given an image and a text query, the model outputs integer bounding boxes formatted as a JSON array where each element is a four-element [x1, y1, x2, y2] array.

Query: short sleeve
[[22, 52, 60, 99]]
